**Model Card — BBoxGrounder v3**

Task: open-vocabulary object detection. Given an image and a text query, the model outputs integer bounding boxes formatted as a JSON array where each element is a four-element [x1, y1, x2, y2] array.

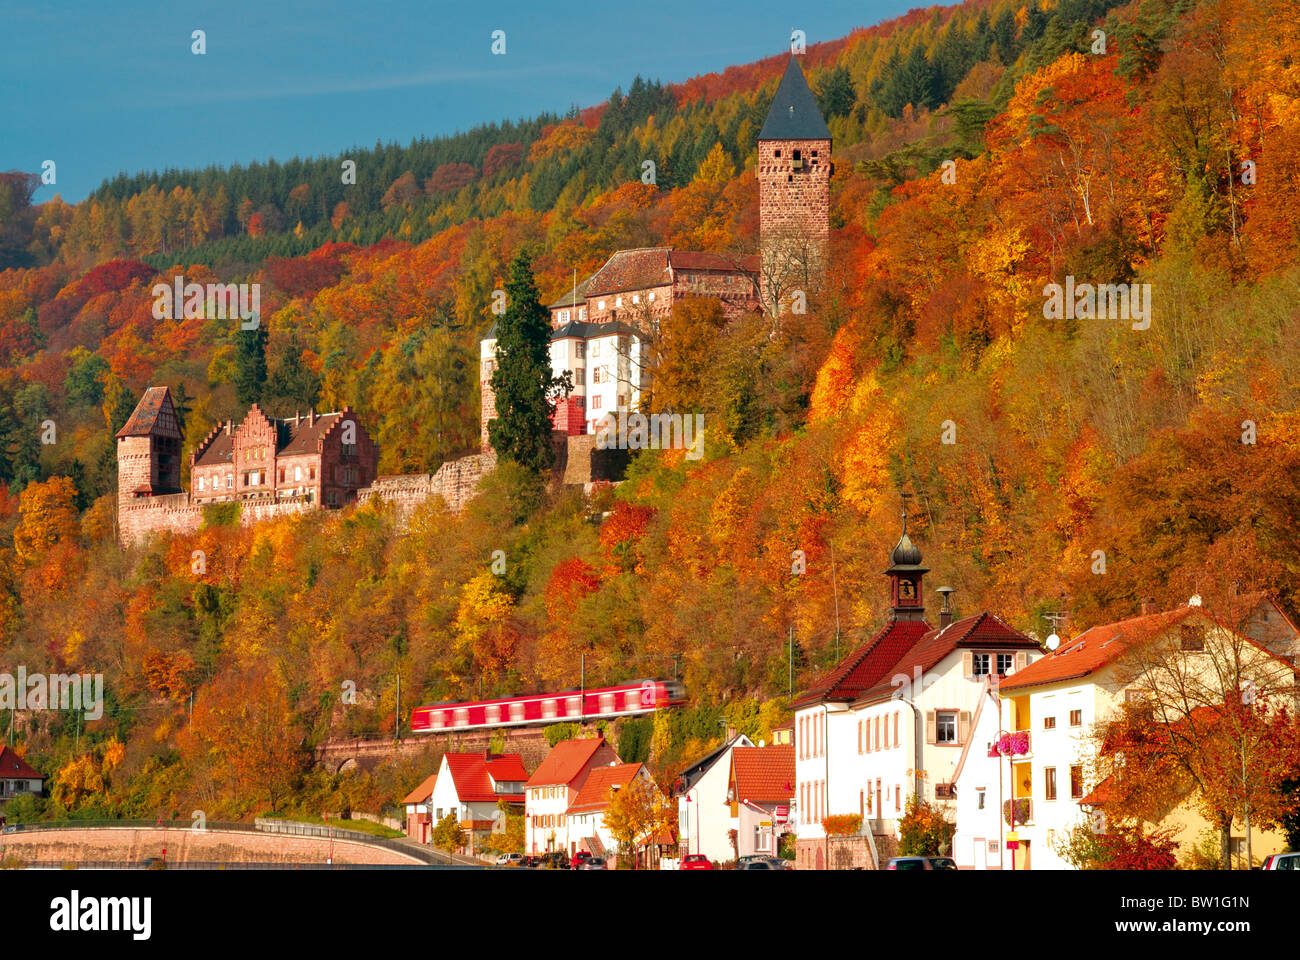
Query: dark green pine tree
[[487, 252, 561, 473], [234, 326, 268, 407]]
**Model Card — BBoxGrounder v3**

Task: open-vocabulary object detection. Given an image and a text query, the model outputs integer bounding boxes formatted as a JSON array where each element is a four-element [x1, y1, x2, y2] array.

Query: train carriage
[[410, 679, 685, 734]]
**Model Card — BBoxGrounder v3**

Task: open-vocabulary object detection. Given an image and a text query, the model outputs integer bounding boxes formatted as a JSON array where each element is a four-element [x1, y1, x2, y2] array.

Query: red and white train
[[410, 679, 686, 734]]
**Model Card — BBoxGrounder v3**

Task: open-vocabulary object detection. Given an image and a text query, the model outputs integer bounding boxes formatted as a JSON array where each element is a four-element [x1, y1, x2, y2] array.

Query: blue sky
[[3, 0, 918, 202]]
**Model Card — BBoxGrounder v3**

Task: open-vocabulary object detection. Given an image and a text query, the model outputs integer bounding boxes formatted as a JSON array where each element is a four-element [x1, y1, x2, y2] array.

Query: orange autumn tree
[[178, 666, 304, 817]]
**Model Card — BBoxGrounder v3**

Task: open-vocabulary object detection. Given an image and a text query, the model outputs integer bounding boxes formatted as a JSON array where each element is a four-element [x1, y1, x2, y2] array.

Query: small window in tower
[[793, 149, 801, 161], [774, 149, 781, 158], [812, 150, 818, 157]]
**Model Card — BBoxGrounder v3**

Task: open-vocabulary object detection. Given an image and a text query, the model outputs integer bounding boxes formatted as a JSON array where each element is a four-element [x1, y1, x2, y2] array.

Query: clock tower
[[885, 513, 928, 622]]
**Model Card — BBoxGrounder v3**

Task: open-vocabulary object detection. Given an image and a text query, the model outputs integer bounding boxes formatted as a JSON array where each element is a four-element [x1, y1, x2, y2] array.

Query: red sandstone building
[[116, 386, 379, 541], [190, 403, 377, 508]]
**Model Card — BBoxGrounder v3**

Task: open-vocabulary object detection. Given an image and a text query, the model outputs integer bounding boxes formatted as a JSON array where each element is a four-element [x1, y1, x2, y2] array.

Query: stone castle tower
[[757, 57, 832, 314], [115, 386, 183, 505]]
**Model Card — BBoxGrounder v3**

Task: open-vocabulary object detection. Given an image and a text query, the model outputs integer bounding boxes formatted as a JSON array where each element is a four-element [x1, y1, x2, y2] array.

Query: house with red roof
[[981, 598, 1297, 870], [401, 771, 440, 843], [727, 744, 795, 859], [792, 518, 1042, 869], [524, 736, 621, 856], [0, 745, 45, 812], [566, 761, 656, 866], [419, 751, 527, 854]]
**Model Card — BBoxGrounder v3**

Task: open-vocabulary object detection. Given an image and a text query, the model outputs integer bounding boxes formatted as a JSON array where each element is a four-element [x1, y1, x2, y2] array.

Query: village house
[[987, 599, 1297, 870], [423, 751, 527, 855], [479, 57, 831, 447], [792, 518, 1042, 869], [565, 761, 654, 866], [401, 771, 438, 844], [0, 745, 45, 812], [524, 737, 621, 856], [726, 743, 796, 860], [674, 733, 755, 863], [950, 679, 1008, 869]]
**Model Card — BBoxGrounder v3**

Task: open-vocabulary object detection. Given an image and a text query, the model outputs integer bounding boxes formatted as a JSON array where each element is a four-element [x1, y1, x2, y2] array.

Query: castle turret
[[757, 57, 832, 315]]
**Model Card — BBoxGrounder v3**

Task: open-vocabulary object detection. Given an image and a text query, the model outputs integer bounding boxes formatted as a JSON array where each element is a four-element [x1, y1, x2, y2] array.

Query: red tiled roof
[[0, 745, 45, 781], [401, 772, 439, 804], [526, 738, 608, 788], [584, 248, 672, 297], [998, 607, 1202, 691], [115, 386, 180, 439], [1079, 776, 1116, 806], [793, 618, 932, 707], [854, 612, 1039, 703], [731, 745, 795, 805], [442, 752, 528, 803], [668, 250, 760, 273], [568, 763, 643, 813]]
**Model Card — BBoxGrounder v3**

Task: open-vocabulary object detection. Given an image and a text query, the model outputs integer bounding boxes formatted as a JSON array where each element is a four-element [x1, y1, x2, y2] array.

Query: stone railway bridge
[[316, 726, 557, 774]]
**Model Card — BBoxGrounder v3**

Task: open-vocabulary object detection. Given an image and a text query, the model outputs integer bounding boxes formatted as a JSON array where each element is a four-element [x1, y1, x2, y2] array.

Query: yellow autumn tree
[[453, 571, 517, 683], [603, 773, 675, 868], [13, 476, 80, 564], [51, 738, 125, 809]]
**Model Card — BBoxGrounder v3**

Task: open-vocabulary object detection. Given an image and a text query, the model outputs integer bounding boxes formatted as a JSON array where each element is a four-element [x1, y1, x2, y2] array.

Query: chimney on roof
[[225, 421, 232, 436], [936, 586, 955, 629], [1141, 597, 1157, 615], [307, 408, 315, 428]]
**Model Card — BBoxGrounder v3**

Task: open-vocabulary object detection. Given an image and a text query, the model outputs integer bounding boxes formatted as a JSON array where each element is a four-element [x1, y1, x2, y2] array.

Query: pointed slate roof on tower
[[115, 386, 181, 439], [758, 57, 832, 141]]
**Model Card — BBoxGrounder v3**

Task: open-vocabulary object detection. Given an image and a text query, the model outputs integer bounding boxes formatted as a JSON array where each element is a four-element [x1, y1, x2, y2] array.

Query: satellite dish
[[1046, 633, 1061, 651]]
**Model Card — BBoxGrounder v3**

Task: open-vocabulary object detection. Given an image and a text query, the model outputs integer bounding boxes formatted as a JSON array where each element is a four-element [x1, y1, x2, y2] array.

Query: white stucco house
[[673, 733, 756, 863]]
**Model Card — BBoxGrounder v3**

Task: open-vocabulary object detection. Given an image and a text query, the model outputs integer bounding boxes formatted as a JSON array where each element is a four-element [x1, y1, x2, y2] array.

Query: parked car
[[886, 856, 957, 871], [680, 854, 714, 871], [739, 858, 777, 869], [765, 857, 793, 869], [1262, 852, 1300, 870], [579, 857, 607, 870], [540, 851, 569, 869], [571, 851, 593, 870], [496, 852, 524, 866], [520, 855, 542, 868]]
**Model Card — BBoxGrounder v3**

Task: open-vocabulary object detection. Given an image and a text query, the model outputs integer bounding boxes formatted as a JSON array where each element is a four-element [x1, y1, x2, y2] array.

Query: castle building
[[190, 403, 377, 509], [480, 56, 831, 448], [757, 56, 833, 312], [115, 386, 379, 544]]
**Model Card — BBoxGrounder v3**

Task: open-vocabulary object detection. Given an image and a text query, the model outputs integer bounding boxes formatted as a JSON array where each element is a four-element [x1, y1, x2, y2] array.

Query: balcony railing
[[1002, 798, 1032, 826]]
